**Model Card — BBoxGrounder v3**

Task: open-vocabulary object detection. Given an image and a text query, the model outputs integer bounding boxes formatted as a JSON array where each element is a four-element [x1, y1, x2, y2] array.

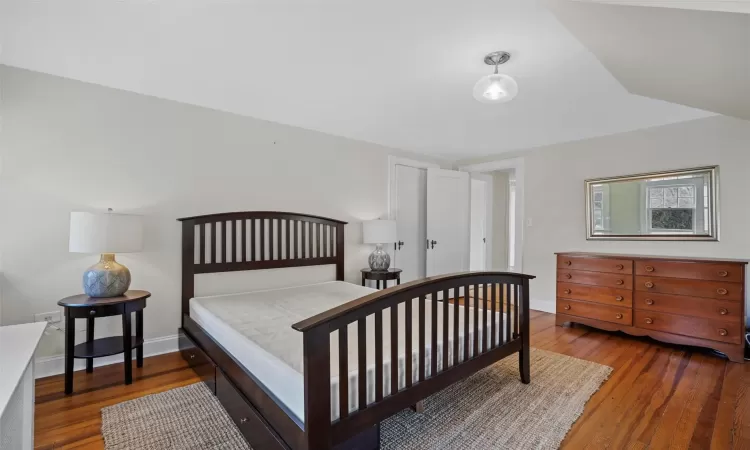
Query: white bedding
[[190, 281, 504, 424]]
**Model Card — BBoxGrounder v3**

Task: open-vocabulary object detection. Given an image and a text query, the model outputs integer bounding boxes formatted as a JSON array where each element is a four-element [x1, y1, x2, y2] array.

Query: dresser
[[555, 252, 747, 363]]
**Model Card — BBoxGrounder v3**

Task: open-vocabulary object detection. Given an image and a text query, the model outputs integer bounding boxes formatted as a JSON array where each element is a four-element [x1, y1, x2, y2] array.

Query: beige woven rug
[[101, 349, 611, 450]]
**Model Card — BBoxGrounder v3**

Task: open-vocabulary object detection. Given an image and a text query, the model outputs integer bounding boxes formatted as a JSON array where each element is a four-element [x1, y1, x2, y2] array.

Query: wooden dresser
[[556, 252, 747, 363]]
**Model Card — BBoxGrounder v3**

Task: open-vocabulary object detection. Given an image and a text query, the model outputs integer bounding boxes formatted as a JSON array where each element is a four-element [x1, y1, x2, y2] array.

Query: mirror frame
[[585, 166, 720, 241]]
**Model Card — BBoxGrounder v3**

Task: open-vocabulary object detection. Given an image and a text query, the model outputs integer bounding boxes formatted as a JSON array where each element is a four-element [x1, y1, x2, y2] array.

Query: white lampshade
[[473, 73, 519, 104], [69, 212, 144, 254], [362, 220, 397, 244]]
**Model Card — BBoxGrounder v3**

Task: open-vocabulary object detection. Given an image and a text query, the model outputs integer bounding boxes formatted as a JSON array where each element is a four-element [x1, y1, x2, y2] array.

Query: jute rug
[[101, 349, 611, 450]]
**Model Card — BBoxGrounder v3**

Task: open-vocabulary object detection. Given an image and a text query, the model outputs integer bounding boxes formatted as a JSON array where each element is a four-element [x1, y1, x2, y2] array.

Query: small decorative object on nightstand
[[58, 290, 150, 395], [69, 209, 144, 298], [361, 268, 402, 289], [362, 219, 397, 270]]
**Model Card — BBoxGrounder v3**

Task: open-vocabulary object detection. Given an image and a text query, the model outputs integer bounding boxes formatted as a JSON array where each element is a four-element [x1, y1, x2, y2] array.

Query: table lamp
[[362, 219, 397, 271], [69, 210, 144, 297]]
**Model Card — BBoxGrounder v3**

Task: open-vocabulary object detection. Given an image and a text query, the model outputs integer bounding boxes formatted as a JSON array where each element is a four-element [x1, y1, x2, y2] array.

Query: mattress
[[189, 281, 504, 424]]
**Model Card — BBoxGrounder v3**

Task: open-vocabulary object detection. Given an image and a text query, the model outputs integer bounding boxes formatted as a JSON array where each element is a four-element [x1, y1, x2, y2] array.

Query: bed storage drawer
[[216, 370, 288, 450], [556, 298, 632, 326], [178, 329, 216, 393]]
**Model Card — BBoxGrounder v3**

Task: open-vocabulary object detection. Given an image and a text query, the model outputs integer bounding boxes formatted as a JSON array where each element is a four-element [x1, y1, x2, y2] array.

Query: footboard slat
[[453, 289, 459, 366], [463, 284, 469, 362], [506, 283, 512, 342], [442, 289, 449, 372], [390, 306, 398, 395], [431, 293, 438, 377], [375, 311, 383, 402], [490, 283, 497, 349], [418, 295, 426, 382], [405, 299, 413, 388], [357, 318, 366, 411], [339, 326, 348, 420], [473, 284, 479, 357]]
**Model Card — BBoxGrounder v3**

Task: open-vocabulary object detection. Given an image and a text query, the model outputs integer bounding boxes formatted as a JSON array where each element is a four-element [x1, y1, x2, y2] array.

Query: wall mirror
[[586, 166, 719, 241]]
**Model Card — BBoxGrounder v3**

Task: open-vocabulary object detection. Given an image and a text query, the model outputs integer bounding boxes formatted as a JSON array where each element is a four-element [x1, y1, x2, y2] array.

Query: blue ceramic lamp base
[[83, 253, 131, 298]]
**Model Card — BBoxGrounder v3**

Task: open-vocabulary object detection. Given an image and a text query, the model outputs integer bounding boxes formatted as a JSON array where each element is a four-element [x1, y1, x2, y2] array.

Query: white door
[[469, 178, 488, 271], [393, 165, 427, 283], [426, 168, 470, 277]]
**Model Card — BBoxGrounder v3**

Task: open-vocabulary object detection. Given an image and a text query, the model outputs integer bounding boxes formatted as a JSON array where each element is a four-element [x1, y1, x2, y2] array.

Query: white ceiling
[[0, 0, 713, 160], [546, 0, 750, 121], [573, 0, 750, 14]]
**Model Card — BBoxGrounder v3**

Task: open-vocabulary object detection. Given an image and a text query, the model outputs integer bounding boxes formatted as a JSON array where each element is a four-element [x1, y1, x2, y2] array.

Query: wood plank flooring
[[35, 310, 750, 449]]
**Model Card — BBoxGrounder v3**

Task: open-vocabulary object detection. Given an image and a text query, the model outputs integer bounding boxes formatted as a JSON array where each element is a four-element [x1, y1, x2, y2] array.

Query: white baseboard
[[531, 298, 556, 314], [34, 334, 179, 379]]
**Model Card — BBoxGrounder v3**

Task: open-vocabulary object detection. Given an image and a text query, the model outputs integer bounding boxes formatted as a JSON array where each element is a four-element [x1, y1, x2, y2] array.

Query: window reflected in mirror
[[586, 167, 718, 241]]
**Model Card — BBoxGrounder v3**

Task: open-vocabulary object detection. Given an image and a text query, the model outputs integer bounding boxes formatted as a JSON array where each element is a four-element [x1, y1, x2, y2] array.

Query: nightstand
[[361, 268, 402, 289], [57, 290, 150, 395]]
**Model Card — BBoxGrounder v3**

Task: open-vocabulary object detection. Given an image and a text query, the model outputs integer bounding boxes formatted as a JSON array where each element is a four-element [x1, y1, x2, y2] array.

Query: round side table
[[57, 290, 150, 395], [361, 268, 402, 289]]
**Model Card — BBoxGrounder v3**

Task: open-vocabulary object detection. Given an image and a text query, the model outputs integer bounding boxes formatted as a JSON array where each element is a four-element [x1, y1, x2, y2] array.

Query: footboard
[[292, 271, 534, 449]]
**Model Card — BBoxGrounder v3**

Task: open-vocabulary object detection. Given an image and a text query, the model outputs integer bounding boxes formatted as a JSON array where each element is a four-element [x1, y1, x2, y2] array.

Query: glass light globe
[[473, 73, 519, 104]]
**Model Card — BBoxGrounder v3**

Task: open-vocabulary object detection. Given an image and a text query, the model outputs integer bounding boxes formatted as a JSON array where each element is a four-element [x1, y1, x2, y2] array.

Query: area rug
[[101, 349, 611, 450]]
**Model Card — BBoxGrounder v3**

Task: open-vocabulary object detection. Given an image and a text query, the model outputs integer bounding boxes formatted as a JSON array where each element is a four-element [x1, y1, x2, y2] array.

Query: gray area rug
[[101, 349, 611, 450]]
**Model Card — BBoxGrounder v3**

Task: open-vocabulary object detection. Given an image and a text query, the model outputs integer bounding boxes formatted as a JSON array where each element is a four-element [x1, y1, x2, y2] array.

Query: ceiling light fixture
[[473, 51, 519, 104]]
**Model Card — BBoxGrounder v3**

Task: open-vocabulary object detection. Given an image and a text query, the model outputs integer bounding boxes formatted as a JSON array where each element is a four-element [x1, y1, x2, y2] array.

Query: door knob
[[397, 240, 404, 250], [430, 240, 437, 249]]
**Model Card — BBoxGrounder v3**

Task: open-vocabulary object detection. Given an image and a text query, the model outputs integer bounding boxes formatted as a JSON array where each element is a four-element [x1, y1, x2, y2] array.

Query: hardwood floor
[[35, 310, 750, 449]]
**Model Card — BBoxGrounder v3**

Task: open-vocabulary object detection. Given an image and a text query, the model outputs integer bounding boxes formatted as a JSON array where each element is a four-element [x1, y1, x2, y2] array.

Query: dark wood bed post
[[519, 277, 531, 384], [303, 326, 333, 448], [336, 223, 345, 282], [181, 219, 196, 328]]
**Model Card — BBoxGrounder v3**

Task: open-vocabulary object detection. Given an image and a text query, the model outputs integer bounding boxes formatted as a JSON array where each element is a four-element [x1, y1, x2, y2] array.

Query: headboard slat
[[179, 211, 347, 323]]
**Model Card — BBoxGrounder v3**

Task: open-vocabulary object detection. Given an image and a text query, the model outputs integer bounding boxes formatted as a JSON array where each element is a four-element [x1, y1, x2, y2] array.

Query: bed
[[178, 211, 535, 450]]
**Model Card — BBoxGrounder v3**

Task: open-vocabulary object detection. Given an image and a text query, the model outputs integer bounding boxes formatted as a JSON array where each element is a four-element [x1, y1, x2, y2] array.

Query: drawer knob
[[615, 264, 624, 270], [240, 417, 248, 424], [719, 308, 728, 315], [645, 298, 654, 305], [189, 354, 196, 359], [615, 313, 623, 319], [716, 288, 728, 296], [615, 296, 624, 302], [645, 265, 655, 272], [89, 310, 96, 316], [564, 289, 571, 295], [565, 273, 572, 279], [564, 260, 572, 266], [644, 317, 653, 324], [564, 304, 571, 310], [718, 270, 728, 277], [645, 282, 654, 288], [615, 279, 624, 285], [718, 328, 728, 336]]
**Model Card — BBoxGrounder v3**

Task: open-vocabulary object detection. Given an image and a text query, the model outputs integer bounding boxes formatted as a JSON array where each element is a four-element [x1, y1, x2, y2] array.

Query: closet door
[[393, 165, 427, 283], [426, 168, 470, 277]]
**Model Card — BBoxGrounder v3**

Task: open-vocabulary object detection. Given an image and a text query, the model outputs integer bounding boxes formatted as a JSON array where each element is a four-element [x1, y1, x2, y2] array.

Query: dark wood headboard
[[178, 211, 347, 321]]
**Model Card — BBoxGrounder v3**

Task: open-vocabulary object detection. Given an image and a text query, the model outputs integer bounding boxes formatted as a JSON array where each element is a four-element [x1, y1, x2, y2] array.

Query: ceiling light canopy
[[473, 51, 518, 104]]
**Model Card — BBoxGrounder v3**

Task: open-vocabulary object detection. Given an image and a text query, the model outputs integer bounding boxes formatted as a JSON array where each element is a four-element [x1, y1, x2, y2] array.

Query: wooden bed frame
[[178, 211, 535, 450]]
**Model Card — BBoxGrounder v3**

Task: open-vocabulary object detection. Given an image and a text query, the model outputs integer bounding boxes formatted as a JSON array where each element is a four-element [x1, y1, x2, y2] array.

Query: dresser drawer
[[557, 298, 632, 325], [635, 260, 743, 283], [634, 292, 742, 321], [557, 282, 632, 307], [558, 255, 633, 274], [635, 276, 742, 301], [557, 270, 632, 289], [216, 370, 288, 450], [634, 311, 742, 344]]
